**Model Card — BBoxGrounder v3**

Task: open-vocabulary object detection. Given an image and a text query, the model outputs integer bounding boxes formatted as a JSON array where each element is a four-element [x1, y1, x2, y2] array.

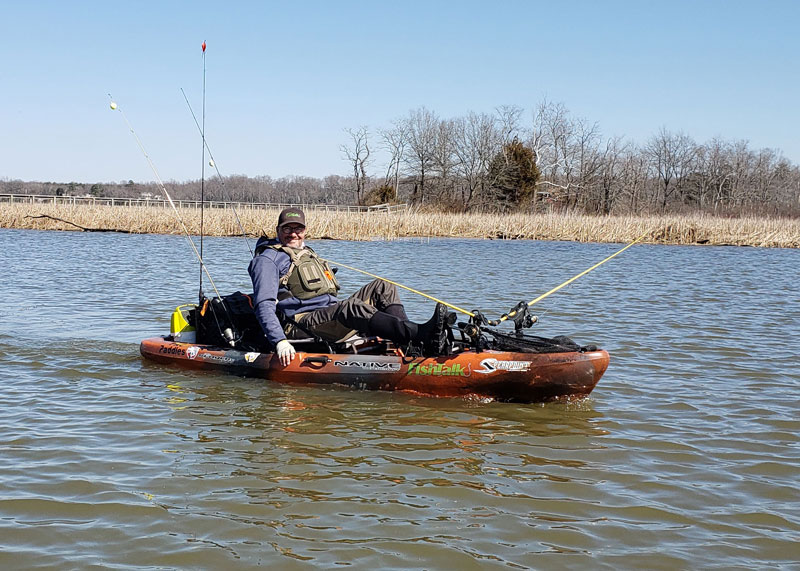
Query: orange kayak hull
[[140, 337, 609, 403]]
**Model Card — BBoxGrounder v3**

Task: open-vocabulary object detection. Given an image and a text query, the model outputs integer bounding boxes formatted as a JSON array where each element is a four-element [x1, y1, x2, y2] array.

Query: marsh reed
[[2, 203, 798, 248]]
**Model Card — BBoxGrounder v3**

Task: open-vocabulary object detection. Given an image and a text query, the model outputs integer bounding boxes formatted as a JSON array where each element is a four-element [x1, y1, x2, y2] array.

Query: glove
[[275, 339, 296, 366]]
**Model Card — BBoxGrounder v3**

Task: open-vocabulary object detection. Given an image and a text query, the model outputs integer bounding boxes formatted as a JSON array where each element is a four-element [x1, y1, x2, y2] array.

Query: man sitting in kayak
[[249, 207, 449, 366]]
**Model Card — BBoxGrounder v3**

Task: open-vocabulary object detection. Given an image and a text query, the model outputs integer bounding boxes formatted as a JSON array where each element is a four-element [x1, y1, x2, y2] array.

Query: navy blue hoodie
[[248, 237, 337, 346]]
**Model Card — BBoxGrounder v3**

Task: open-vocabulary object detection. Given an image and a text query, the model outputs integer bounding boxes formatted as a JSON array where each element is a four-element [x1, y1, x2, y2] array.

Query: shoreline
[[1, 203, 798, 248]]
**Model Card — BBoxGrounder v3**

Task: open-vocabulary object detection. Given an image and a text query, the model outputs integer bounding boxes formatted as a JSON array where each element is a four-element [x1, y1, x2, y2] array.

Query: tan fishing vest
[[269, 244, 340, 300]]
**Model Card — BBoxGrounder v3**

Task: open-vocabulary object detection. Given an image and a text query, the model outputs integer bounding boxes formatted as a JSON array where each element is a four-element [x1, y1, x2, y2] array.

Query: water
[[1, 228, 798, 569]]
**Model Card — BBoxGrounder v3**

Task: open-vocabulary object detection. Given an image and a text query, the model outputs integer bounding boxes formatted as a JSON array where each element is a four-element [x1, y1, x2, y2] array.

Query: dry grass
[[2, 203, 798, 248]]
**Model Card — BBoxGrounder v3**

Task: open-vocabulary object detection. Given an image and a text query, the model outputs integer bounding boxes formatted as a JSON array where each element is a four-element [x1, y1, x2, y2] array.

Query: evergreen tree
[[487, 138, 541, 210]]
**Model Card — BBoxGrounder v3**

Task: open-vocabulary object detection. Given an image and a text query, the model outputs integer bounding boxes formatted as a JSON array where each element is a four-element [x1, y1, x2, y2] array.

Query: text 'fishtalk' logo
[[407, 362, 468, 376]]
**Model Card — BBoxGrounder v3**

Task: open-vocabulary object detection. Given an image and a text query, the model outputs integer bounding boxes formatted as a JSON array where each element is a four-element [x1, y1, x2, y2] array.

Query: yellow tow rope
[[325, 229, 651, 324]]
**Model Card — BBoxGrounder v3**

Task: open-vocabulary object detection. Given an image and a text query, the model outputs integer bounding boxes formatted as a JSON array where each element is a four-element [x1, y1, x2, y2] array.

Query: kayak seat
[[283, 311, 358, 345], [285, 333, 381, 354], [280, 310, 388, 354]]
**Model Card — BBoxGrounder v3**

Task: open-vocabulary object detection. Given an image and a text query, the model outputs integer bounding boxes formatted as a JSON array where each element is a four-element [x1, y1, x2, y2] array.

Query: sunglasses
[[281, 225, 306, 234]]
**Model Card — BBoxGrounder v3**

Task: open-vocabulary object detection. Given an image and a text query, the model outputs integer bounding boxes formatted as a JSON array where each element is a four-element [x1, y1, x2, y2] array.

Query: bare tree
[[694, 138, 733, 209], [452, 111, 501, 210], [431, 118, 458, 204], [322, 175, 353, 204], [529, 100, 579, 206], [340, 126, 371, 204], [645, 128, 697, 210], [618, 147, 649, 213], [753, 147, 783, 205], [528, 101, 603, 210], [379, 120, 408, 201], [593, 136, 628, 214], [403, 107, 439, 204], [531, 99, 570, 182], [496, 104, 524, 147], [572, 117, 602, 209]]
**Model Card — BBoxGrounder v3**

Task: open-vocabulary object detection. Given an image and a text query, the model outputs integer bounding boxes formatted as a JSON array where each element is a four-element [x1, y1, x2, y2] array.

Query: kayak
[[139, 297, 610, 403], [139, 335, 609, 403]]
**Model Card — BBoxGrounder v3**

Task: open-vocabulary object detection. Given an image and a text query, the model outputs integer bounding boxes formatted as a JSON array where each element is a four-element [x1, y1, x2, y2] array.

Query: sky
[[2, 0, 799, 184]]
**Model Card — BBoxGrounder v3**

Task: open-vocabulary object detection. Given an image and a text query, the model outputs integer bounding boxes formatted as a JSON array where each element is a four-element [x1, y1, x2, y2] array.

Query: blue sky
[[2, 0, 798, 184]]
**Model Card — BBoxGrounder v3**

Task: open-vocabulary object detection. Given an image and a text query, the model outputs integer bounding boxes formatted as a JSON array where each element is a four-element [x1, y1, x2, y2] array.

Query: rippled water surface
[[1, 228, 798, 569]]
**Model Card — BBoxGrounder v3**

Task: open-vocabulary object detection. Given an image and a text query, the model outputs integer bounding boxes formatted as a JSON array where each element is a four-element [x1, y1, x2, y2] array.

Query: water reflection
[[145, 373, 620, 567], [155, 373, 613, 518]]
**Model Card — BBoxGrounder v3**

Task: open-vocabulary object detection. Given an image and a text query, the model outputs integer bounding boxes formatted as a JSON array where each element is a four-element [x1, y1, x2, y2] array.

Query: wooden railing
[[0, 194, 408, 213]]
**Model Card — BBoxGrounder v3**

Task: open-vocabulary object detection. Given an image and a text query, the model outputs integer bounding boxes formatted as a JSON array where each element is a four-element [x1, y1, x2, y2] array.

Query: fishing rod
[[108, 95, 224, 300], [488, 229, 652, 326], [186, 40, 248, 345], [326, 229, 651, 326], [199, 40, 207, 303]]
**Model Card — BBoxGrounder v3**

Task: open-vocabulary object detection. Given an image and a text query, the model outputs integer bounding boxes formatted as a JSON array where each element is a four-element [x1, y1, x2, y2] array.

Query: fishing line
[[493, 229, 652, 325], [108, 95, 224, 300], [180, 87, 253, 256], [323, 258, 475, 317], [327, 229, 651, 326]]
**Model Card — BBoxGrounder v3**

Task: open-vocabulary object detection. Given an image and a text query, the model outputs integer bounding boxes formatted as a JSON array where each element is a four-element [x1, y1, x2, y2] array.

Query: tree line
[[3, 100, 798, 216], [340, 102, 799, 216]]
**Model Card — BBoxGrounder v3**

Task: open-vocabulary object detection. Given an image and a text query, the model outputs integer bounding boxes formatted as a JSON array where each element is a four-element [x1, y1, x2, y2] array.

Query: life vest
[[268, 244, 340, 300]]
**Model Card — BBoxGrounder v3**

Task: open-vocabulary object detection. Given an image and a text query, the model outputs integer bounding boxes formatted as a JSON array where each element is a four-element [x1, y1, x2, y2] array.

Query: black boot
[[367, 305, 449, 356], [411, 303, 449, 356]]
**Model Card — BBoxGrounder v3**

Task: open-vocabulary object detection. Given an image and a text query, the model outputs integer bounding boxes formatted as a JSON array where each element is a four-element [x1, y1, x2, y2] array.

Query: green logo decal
[[408, 362, 468, 376]]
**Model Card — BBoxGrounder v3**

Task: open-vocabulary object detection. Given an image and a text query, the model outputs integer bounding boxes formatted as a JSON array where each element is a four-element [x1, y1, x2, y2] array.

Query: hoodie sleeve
[[248, 253, 287, 347]]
